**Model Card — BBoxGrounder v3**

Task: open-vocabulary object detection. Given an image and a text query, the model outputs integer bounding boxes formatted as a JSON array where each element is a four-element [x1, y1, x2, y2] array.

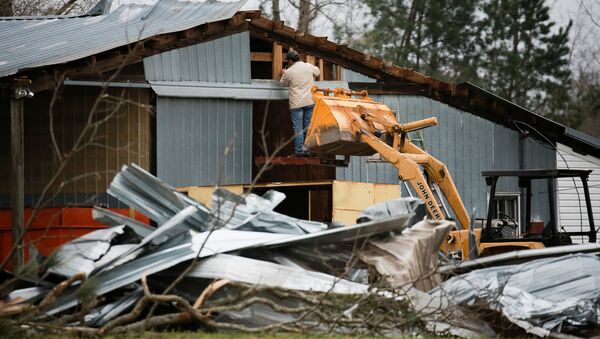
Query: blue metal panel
[[341, 69, 377, 83], [156, 97, 252, 187], [143, 32, 251, 83]]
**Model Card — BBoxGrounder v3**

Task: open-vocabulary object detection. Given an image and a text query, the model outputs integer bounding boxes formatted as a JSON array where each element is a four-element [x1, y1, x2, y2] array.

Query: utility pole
[[10, 79, 33, 271]]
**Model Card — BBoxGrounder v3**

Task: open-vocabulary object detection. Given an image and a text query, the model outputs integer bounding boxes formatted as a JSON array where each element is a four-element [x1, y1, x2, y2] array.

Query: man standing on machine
[[280, 50, 320, 157]]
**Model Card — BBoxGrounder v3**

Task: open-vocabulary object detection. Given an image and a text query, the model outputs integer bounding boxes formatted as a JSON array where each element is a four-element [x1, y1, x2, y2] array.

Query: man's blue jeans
[[290, 104, 314, 154]]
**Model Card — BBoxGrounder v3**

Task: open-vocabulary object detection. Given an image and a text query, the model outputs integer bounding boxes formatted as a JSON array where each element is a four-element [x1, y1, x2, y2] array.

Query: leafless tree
[[0, 0, 96, 16], [257, 0, 350, 34]]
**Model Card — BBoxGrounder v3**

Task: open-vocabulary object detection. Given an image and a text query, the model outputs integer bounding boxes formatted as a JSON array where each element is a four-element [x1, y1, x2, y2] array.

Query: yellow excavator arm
[[305, 87, 470, 229]]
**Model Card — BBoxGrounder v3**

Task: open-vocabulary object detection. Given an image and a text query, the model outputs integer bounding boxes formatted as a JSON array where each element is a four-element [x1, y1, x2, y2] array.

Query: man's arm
[[280, 70, 289, 87], [313, 65, 320, 78]]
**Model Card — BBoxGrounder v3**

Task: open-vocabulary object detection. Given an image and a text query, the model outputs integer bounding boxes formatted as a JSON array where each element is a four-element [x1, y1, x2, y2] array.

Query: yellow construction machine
[[304, 87, 547, 260]]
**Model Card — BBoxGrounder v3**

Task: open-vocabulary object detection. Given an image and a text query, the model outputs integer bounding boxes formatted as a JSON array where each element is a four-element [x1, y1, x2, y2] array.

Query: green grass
[[104, 332, 391, 339], [96, 331, 430, 339]]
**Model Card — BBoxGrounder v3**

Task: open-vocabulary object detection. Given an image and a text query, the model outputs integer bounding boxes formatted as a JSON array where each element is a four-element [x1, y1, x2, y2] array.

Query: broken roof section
[[0, 0, 246, 78]]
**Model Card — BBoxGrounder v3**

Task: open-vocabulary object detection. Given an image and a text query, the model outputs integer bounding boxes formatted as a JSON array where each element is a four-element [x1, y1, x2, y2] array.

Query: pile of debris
[[3, 164, 600, 338], [0, 164, 452, 336]]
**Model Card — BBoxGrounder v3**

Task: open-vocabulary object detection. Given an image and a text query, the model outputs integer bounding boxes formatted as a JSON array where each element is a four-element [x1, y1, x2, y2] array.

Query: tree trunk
[[400, 0, 418, 51], [272, 0, 281, 21], [297, 0, 311, 33]]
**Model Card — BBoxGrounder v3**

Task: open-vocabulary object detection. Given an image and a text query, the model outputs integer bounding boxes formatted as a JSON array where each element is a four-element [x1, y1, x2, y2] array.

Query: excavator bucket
[[304, 87, 399, 156]]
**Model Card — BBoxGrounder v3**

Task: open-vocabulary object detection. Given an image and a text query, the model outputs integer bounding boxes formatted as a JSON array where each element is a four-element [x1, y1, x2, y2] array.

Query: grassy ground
[[101, 332, 395, 339]]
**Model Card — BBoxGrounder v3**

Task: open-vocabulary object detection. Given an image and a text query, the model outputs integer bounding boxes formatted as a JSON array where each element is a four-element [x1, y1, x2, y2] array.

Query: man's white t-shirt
[[280, 61, 321, 109]]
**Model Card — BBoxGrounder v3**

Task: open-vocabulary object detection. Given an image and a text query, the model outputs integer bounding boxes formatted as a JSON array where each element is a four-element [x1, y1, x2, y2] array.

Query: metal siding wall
[[492, 124, 556, 225], [557, 144, 600, 243], [526, 137, 557, 224], [341, 69, 377, 83], [157, 97, 252, 187], [143, 31, 251, 83], [492, 125, 520, 193], [0, 87, 151, 208]]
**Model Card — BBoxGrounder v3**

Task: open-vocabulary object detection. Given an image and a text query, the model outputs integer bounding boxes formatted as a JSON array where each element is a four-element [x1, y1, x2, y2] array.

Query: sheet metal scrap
[[46, 209, 412, 316], [84, 287, 143, 327], [439, 243, 600, 275], [48, 225, 142, 278], [107, 164, 214, 233], [433, 253, 600, 336], [358, 197, 427, 227], [91, 207, 155, 237], [46, 228, 291, 316], [212, 188, 327, 234], [183, 254, 368, 294], [359, 219, 454, 291], [37, 163, 423, 333]]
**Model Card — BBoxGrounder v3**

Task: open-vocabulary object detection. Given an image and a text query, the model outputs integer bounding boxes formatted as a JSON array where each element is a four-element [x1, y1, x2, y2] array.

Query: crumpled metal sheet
[[359, 219, 454, 291], [46, 213, 412, 315], [7, 286, 51, 304], [46, 229, 209, 315], [211, 188, 327, 234], [107, 164, 214, 233], [43, 164, 416, 326], [46, 226, 294, 315], [93, 205, 200, 273], [359, 197, 426, 227], [107, 165, 326, 236], [48, 226, 128, 277], [185, 253, 368, 294], [434, 253, 600, 335], [439, 243, 600, 275], [84, 287, 143, 327], [92, 207, 155, 238]]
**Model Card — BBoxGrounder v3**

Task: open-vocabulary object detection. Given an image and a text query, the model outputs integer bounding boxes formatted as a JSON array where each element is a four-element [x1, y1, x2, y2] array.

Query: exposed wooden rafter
[[18, 11, 262, 92]]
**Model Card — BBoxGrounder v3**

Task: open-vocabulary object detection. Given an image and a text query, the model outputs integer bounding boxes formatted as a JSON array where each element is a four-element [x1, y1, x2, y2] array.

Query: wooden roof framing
[[244, 12, 600, 158], [13, 11, 261, 92], [5, 8, 598, 157]]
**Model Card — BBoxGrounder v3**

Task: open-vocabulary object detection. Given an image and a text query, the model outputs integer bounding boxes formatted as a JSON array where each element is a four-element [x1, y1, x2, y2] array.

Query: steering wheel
[[497, 212, 517, 236]]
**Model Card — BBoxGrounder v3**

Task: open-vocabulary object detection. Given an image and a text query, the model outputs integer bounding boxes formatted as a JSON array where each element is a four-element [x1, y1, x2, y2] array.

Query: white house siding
[[557, 143, 600, 243]]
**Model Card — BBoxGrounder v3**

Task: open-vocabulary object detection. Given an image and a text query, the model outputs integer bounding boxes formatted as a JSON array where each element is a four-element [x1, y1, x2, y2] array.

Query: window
[[492, 193, 520, 225]]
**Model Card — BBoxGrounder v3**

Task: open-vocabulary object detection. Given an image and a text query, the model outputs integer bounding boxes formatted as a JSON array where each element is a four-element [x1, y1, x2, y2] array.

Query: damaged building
[[2, 1, 600, 259], [3, 0, 600, 337]]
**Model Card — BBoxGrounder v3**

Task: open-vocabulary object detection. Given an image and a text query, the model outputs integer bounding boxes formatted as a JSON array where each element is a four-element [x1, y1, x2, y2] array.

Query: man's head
[[287, 50, 300, 67]]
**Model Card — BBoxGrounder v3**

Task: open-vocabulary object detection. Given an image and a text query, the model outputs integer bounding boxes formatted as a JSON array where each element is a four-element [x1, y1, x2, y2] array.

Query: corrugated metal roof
[[0, 0, 246, 78]]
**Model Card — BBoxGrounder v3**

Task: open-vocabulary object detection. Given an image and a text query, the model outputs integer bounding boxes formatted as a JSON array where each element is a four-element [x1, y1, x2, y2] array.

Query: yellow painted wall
[[332, 180, 401, 224]]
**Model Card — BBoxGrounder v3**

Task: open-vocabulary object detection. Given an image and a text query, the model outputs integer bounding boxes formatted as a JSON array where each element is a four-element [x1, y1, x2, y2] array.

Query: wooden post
[[336, 65, 342, 81], [272, 42, 282, 80], [318, 59, 324, 81], [10, 93, 24, 270]]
